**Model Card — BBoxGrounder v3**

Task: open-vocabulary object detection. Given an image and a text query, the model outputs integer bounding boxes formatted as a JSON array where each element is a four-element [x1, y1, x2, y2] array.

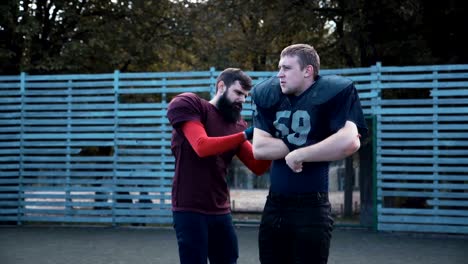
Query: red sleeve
[[181, 120, 246, 157], [236, 141, 272, 176]]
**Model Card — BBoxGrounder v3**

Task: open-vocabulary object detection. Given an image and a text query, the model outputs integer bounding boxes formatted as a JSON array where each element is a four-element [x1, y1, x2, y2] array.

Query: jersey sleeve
[[167, 93, 203, 127], [251, 77, 282, 135], [252, 102, 277, 135], [326, 84, 368, 138]]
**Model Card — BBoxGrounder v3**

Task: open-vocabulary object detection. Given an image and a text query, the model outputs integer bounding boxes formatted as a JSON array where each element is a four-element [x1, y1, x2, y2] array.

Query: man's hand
[[285, 150, 303, 173], [244, 126, 254, 140]]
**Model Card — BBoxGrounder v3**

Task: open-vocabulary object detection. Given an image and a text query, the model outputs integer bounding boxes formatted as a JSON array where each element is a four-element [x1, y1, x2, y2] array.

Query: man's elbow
[[195, 150, 209, 158], [253, 150, 263, 160], [343, 137, 361, 157], [253, 148, 267, 160], [193, 146, 210, 158], [252, 161, 271, 176]]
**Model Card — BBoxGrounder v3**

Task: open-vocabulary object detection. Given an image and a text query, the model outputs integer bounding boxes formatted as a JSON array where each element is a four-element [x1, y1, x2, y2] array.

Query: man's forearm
[[293, 133, 359, 162], [286, 121, 361, 163], [252, 129, 289, 160]]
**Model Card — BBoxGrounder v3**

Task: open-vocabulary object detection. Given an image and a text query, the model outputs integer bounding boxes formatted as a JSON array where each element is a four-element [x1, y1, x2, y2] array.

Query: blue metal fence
[[1, 64, 467, 234]]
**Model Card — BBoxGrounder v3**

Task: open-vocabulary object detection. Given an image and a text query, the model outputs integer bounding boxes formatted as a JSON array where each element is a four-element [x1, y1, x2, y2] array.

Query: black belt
[[268, 191, 328, 204]]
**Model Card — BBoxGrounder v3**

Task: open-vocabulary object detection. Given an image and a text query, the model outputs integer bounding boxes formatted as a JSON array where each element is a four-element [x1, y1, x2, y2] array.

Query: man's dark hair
[[216, 68, 252, 91]]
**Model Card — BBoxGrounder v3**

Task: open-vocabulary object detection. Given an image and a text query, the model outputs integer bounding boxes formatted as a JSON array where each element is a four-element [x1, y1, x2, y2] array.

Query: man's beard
[[217, 94, 242, 123]]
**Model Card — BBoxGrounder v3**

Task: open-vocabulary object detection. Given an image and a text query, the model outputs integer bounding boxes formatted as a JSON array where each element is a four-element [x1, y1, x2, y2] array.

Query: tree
[[324, 0, 468, 67], [0, 0, 191, 74], [182, 0, 330, 71], [1, 0, 466, 74]]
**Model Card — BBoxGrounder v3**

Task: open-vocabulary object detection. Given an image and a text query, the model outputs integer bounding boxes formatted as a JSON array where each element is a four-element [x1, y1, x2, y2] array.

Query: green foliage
[[0, 0, 466, 74], [0, 0, 191, 74]]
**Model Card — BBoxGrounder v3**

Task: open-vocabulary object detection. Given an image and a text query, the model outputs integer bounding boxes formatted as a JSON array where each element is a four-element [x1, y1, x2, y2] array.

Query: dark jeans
[[173, 211, 238, 264], [258, 191, 334, 264]]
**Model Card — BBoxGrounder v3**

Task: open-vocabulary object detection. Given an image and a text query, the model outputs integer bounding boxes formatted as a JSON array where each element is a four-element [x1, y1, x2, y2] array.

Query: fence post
[[65, 80, 72, 215], [17, 72, 26, 226], [160, 77, 168, 208], [112, 70, 120, 226], [371, 62, 382, 231], [209, 67, 216, 97], [432, 69, 440, 215]]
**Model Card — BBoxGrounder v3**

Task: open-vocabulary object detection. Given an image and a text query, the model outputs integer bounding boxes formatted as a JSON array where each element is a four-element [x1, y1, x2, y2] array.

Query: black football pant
[[258, 191, 334, 264]]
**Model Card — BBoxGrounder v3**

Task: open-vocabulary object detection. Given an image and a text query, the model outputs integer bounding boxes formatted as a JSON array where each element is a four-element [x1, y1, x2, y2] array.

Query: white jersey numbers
[[273, 110, 311, 146]]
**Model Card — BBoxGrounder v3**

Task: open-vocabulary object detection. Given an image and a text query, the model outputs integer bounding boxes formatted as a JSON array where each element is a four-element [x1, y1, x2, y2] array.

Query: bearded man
[[167, 68, 271, 264]]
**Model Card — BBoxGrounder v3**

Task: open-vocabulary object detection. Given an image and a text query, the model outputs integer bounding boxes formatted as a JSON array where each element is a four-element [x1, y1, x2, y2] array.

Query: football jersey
[[252, 75, 367, 193], [167, 92, 248, 214]]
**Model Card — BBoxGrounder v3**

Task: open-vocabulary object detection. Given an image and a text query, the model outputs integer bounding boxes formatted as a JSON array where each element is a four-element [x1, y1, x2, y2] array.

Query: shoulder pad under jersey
[[313, 75, 353, 103], [251, 76, 282, 109]]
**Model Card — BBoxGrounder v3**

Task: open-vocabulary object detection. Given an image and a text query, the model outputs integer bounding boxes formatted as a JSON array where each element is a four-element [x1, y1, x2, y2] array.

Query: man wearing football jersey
[[167, 68, 271, 264], [251, 44, 368, 263]]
